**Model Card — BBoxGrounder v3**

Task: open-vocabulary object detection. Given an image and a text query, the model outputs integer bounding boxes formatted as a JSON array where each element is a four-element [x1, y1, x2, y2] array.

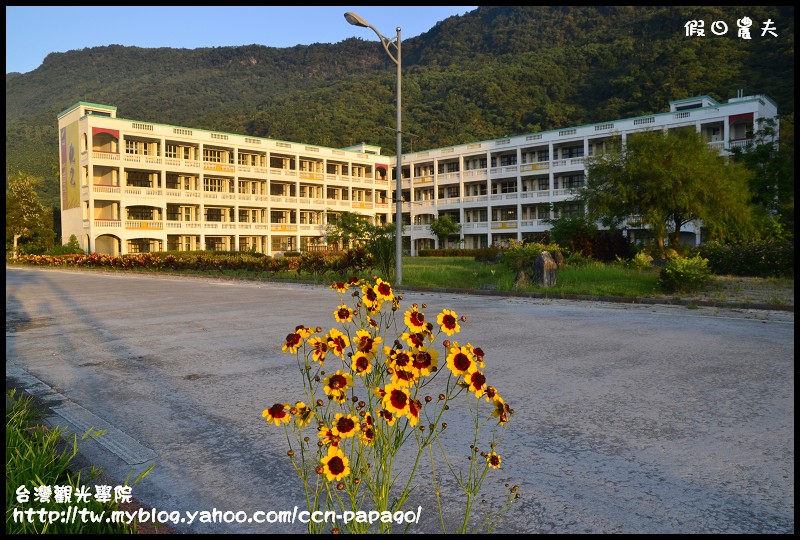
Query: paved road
[[6, 267, 795, 533]]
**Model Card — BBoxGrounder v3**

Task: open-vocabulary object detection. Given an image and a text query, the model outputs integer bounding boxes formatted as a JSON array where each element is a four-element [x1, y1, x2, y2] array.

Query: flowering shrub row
[[8, 248, 374, 279]]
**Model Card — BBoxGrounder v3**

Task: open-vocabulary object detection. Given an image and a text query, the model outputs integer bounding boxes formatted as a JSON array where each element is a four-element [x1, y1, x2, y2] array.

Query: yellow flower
[[466, 343, 486, 368], [486, 451, 501, 469], [324, 370, 353, 403], [307, 335, 329, 364], [320, 446, 350, 482], [491, 395, 511, 425], [382, 383, 410, 416], [437, 309, 461, 336], [373, 278, 394, 302], [466, 370, 487, 398], [332, 413, 360, 439], [262, 403, 291, 426], [361, 283, 382, 312], [327, 328, 350, 358], [446, 345, 477, 378], [294, 401, 314, 427], [404, 305, 427, 332], [411, 346, 438, 377], [282, 331, 303, 354], [334, 304, 353, 324], [354, 329, 382, 357], [330, 281, 350, 294], [401, 331, 428, 349], [359, 413, 375, 446], [404, 398, 423, 426], [352, 351, 373, 376]]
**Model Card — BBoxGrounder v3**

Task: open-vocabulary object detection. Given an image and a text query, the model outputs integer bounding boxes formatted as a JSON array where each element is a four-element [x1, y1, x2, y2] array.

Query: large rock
[[534, 251, 558, 288]]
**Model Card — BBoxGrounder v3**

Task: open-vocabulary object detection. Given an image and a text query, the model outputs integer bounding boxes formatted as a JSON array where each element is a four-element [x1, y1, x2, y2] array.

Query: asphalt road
[[5, 267, 795, 533]]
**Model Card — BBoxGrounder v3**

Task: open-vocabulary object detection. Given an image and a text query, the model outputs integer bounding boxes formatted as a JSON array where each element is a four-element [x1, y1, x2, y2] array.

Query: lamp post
[[344, 11, 403, 285]]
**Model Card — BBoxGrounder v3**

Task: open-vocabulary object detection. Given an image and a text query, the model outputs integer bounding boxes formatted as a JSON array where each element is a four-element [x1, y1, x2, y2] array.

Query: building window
[[204, 178, 224, 192]]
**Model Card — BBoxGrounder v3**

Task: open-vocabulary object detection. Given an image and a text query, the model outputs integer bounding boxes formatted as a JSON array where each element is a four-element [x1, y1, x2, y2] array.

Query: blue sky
[[5, 6, 477, 74]]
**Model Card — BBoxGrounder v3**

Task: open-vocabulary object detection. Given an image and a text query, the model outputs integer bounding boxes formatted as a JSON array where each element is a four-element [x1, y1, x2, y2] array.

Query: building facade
[[58, 94, 778, 256]]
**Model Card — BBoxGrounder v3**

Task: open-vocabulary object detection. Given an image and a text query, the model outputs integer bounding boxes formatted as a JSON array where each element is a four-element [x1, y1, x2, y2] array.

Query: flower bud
[[316, 399, 324, 407], [425, 396, 432, 402], [287, 450, 294, 457], [461, 315, 467, 322], [336, 482, 345, 491], [316, 466, 324, 474]]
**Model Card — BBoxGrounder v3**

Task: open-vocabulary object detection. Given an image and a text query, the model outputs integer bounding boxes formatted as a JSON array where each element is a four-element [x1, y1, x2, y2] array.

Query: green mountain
[[6, 6, 795, 209]]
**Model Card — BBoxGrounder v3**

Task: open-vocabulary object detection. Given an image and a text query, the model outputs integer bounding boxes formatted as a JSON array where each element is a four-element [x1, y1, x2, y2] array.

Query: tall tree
[[581, 129, 757, 256], [730, 115, 794, 239], [6, 172, 55, 257]]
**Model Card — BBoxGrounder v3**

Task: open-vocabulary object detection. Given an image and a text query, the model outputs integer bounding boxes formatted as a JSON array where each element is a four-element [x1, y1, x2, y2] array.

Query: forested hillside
[[6, 6, 795, 209]]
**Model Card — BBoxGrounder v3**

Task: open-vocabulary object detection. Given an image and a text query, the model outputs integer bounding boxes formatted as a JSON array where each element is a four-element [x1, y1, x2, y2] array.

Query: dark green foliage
[[45, 234, 84, 255], [694, 240, 794, 277], [5, 6, 794, 214], [473, 246, 504, 263], [657, 255, 712, 293], [501, 241, 564, 273], [545, 214, 597, 257], [418, 248, 482, 257]]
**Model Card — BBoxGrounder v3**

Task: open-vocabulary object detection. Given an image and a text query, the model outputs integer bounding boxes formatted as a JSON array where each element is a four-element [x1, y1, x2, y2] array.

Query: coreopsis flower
[[295, 325, 314, 339], [486, 452, 502, 469], [330, 281, 350, 294], [327, 328, 350, 358], [390, 368, 418, 388], [262, 403, 291, 426], [382, 383, 410, 416], [405, 398, 423, 426], [320, 446, 350, 482], [490, 395, 511, 425], [446, 345, 477, 378], [318, 425, 339, 447], [354, 329, 382, 357], [307, 335, 329, 364], [411, 347, 438, 377], [334, 304, 354, 324], [437, 309, 461, 336], [359, 413, 375, 446], [385, 347, 413, 372], [294, 401, 314, 427], [324, 370, 353, 403], [373, 278, 394, 302], [282, 331, 304, 354], [351, 351, 373, 376], [401, 331, 427, 349], [361, 284, 382, 312], [404, 305, 427, 332], [377, 408, 396, 426], [466, 343, 485, 368], [466, 370, 487, 398], [332, 413, 360, 439]]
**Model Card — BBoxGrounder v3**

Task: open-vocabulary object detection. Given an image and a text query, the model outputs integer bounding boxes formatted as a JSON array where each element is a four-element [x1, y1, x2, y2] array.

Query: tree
[[429, 215, 462, 248], [6, 172, 55, 257], [730, 115, 794, 240], [581, 129, 757, 256], [325, 212, 368, 250], [326, 211, 399, 280]]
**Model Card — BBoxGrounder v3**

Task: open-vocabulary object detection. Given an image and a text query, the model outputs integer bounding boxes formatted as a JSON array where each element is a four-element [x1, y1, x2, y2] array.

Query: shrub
[[501, 240, 564, 273], [657, 254, 712, 293], [694, 240, 794, 277], [473, 246, 504, 263], [615, 250, 654, 271]]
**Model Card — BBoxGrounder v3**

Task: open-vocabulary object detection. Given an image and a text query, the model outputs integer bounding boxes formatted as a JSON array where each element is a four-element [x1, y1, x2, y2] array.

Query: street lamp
[[344, 11, 403, 285]]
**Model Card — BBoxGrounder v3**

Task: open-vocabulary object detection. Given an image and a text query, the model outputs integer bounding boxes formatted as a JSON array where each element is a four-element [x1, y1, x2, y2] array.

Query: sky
[[5, 6, 478, 74]]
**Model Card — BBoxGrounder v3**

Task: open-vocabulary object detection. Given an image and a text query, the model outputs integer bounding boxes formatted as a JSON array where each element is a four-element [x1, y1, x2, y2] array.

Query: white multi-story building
[[57, 93, 778, 256]]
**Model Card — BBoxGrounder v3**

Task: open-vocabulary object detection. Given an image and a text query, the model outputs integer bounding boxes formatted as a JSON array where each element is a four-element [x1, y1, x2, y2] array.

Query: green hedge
[[693, 240, 794, 277]]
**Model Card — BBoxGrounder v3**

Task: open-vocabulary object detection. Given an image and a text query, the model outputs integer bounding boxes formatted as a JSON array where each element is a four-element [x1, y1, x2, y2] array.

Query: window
[[204, 178, 224, 192], [562, 175, 585, 189], [203, 149, 223, 163], [165, 144, 178, 159]]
